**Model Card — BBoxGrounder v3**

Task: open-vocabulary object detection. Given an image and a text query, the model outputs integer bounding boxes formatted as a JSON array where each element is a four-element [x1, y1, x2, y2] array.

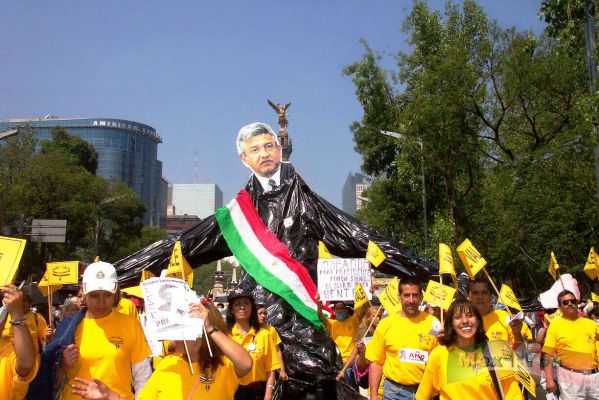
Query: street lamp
[[380, 130, 429, 248]]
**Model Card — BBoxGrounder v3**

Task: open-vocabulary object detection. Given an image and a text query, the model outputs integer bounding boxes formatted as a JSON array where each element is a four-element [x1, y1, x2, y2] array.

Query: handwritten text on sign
[[317, 258, 372, 302]]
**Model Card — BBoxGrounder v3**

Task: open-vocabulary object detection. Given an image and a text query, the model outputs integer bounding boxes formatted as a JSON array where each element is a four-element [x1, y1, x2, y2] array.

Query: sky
[[0, 1, 547, 208]]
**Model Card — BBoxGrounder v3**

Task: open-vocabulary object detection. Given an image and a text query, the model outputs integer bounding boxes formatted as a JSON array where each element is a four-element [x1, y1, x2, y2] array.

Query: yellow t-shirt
[[415, 345, 523, 400], [365, 312, 439, 386], [264, 324, 282, 346], [60, 310, 151, 400], [229, 325, 280, 385], [323, 314, 360, 363], [542, 316, 598, 370], [116, 297, 139, 317], [2, 312, 47, 354], [482, 310, 514, 342], [139, 355, 238, 400], [0, 338, 40, 400]]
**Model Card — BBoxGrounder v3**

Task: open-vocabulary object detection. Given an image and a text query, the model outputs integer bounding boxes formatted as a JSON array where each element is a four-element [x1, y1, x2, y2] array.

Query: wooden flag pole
[[48, 289, 53, 327], [481, 268, 513, 318], [181, 327, 195, 375], [203, 324, 214, 357], [361, 304, 383, 341]]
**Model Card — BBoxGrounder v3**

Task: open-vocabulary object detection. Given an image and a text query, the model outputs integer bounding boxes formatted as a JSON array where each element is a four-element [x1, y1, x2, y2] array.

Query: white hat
[[82, 261, 118, 294]]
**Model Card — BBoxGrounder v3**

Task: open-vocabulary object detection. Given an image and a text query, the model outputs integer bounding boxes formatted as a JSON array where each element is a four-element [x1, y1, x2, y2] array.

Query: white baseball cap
[[82, 261, 118, 294]]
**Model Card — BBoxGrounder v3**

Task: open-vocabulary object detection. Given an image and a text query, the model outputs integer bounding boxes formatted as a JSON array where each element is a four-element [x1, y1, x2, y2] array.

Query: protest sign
[[141, 277, 203, 340], [512, 352, 536, 397], [366, 241, 386, 267], [318, 241, 333, 259], [438, 243, 456, 278], [544, 309, 562, 324], [166, 241, 194, 287], [317, 258, 372, 302], [456, 239, 486, 279], [0, 236, 26, 285], [423, 280, 456, 311], [38, 271, 62, 296], [354, 283, 369, 310], [378, 277, 401, 314], [46, 261, 79, 285], [139, 314, 165, 357], [499, 284, 522, 312]]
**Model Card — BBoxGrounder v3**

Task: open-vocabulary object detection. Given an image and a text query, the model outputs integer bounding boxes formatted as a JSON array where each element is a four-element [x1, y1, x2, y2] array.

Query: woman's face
[[257, 307, 267, 325], [231, 297, 252, 322], [365, 308, 380, 328], [452, 307, 479, 342], [85, 290, 115, 318]]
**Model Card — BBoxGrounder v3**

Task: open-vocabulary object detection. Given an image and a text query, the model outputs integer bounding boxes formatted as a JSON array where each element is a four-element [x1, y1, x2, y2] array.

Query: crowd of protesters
[[2, 262, 598, 400]]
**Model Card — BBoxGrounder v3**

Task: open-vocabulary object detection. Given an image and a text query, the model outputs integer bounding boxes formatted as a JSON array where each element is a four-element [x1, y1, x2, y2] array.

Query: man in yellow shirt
[[316, 293, 367, 365], [0, 284, 38, 400], [542, 290, 599, 399], [365, 277, 440, 400]]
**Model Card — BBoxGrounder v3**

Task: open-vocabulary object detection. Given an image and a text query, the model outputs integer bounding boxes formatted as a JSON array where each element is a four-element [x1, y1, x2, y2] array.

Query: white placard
[[141, 277, 204, 340], [317, 258, 372, 302]]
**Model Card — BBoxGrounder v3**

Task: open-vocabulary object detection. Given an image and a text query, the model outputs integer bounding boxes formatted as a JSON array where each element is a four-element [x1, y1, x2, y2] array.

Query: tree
[[41, 126, 99, 174]]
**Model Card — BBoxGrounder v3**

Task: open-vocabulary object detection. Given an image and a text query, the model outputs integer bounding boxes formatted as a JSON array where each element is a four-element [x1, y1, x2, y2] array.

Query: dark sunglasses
[[561, 299, 577, 306]]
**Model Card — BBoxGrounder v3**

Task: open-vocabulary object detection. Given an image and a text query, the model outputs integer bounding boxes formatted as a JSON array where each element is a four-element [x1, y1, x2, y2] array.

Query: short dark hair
[[399, 277, 422, 294], [557, 290, 576, 305], [439, 297, 488, 346], [467, 276, 490, 294]]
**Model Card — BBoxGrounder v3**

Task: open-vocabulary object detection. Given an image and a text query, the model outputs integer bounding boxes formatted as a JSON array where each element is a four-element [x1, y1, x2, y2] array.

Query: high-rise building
[[0, 116, 163, 226], [342, 172, 367, 216], [169, 183, 223, 219]]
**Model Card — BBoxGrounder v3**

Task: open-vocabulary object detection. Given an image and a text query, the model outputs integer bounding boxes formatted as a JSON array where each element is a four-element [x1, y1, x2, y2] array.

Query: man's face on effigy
[[240, 134, 281, 178]]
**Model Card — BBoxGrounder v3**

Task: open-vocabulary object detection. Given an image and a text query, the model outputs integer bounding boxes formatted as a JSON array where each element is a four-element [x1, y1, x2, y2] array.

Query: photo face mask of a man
[[239, 133, 282, 178]]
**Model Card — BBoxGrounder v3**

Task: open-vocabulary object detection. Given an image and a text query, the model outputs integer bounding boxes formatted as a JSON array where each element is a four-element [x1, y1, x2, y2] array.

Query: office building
[[169, 183, 223, 220], [342, 172, 368, 216], [0, 116, 163, 225]]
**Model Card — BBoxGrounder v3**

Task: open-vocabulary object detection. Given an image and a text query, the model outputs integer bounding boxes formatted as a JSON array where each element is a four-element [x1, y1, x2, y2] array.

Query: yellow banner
[[140, 269, 155, 283], [354, 283, 369, 310], [438, 243, 456, 277], [166, 241, 194, 288], [378, 277, 402, 314], [584, 247, 598, 280], [366, 240, 386, 267], [548, 252, 560, 281], [512, 353, 536, 397], [423, 280, 456, 310], [456, 239, 486, 279], [0, 236, 27, 285], [591, 292, 599, 302], [318, 241, 333, 259], [38, 271, 62, 297], [499, 284, 522, 312], [47, 261, 79, 285]]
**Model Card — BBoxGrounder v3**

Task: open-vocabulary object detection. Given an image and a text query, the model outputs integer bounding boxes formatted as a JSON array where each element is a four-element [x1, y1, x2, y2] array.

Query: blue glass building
[[0, 116, 164, 226]]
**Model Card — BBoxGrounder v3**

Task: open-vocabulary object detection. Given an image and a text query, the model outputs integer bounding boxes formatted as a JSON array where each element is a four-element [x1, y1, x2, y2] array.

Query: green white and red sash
[[215, 189, 322, 327]]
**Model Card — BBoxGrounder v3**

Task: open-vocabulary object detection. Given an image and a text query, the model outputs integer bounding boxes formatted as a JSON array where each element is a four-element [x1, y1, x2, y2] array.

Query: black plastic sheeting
[[114, 162, 434, 399]]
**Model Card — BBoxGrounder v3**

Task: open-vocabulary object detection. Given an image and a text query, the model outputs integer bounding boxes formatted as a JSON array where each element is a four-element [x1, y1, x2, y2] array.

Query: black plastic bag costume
[[114, 162, 434, 399]]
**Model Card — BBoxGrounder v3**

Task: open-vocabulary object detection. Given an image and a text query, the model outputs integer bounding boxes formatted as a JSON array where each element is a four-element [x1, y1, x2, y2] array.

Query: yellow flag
[[423, 280, 456, 310], [544, 309, 562, 324], [166, 241, 194, 288], [140, 269, 155, 283], [366, 240, 386, 267], [378, 277, 402, 313], [438, 243, 456, 277], [47, 261, 79, 285], [548, 252, 559, 281], [354, 283, 369, 310], [0, 236, 27, 285], [456, 239, 486, 279], [94, 256, 101, 262], [318, 241, 333, 259], [498, 284, 522, 312], [512, 352, 536, 397], [122, 285, 144, 299], [584, 247, 598, 280], [38, 271, 62, 297], [591, 292, 599, 302]]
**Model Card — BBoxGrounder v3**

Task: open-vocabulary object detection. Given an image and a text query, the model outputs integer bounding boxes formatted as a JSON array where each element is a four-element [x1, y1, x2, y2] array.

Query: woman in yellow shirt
[[71, 301, 253, 400], [416, 298, 523, 400], [227, 289, 280, 400]]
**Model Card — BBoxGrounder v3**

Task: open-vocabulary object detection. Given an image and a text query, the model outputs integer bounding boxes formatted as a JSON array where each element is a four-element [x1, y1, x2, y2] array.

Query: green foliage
[[345, 0, 599, 293], [0, 127, 153, 279]]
